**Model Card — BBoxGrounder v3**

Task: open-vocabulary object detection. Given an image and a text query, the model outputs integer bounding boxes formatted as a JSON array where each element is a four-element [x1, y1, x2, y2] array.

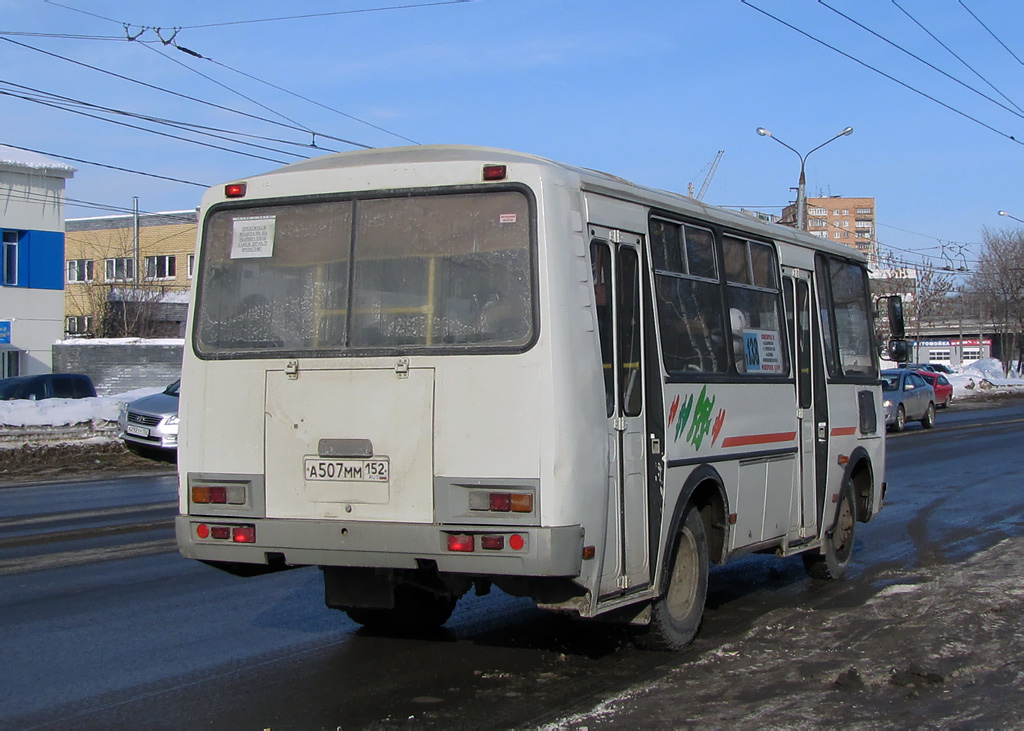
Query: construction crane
[[689, 150, 724, 201]]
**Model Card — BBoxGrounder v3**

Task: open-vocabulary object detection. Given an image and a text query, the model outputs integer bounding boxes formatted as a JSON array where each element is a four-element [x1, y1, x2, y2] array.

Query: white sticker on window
[[231, 216, 276, 259], [499, 213, 518, 224], [743, 329, 784, 373]]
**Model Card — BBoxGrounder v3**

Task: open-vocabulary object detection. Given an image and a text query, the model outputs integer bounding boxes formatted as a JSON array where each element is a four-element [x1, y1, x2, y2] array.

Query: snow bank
[[0, 388, 162, 427]]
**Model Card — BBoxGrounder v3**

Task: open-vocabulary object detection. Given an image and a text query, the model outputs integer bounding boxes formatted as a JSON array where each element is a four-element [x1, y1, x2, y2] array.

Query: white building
[[0, 146, 75, 377]]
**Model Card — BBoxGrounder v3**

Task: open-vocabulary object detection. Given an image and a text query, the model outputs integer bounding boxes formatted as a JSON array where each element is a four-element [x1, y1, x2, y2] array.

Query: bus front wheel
[[639, 505, 709, 650]]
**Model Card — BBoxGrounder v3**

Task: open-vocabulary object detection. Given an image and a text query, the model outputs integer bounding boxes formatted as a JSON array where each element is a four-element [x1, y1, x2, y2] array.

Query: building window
[[841, 209, 850, 215], [3, 350, 19, 378], [187, 254, 195, 279], [811, 231, 828, 239], [842, 220, 850, 228], [67, 259, 95, 283], [833, 232, 841, 239], [929, 349, 951, 364], [808, 207, 828, 217], [2, 230, 18, 286], [962, 347, 982, 363], [105, 257, 135, 282], [809, 218, 827, 228], [145, 255, 176, 280], [65, 315, 93, 335], [856, 207, 873, 215]]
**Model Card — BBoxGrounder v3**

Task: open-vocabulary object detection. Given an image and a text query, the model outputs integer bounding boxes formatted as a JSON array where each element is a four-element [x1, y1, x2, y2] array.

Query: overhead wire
[[739, 1, 1024, 146], [0, 80, 333, 155], [818, 0, 1024, 120], [174, 1, 473, 30], [891, 0, 1024, 115], [0, 141, 209, 187], [0, 88, 297, 165], [958, 0, 1024, 66], [0, 37, 372, 149]]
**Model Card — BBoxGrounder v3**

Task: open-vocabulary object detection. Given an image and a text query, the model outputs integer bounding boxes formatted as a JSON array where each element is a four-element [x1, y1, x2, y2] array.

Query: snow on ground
[[0, 387, 163, 427]]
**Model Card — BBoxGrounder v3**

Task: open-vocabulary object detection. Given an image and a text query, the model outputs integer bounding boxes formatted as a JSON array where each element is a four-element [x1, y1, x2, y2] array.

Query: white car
[[118, 380, 180, 454]]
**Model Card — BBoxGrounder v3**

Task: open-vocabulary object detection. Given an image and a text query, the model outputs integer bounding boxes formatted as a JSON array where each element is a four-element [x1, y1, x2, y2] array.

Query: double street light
[[998, 210, 1024, 224], [756, 126, 854, 230]]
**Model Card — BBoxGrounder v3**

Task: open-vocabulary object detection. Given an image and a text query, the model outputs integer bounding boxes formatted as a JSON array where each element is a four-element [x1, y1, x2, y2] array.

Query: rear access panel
[[264, 367, 435, 522]]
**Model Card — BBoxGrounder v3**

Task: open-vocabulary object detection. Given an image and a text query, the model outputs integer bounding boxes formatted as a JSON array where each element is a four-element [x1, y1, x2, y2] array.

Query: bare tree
[[870, 250, 953, 362], [970, 227, 1024, 375]]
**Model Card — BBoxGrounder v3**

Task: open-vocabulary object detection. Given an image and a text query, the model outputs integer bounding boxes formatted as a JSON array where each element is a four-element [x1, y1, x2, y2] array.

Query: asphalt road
[[2, 400, 1024, 729]]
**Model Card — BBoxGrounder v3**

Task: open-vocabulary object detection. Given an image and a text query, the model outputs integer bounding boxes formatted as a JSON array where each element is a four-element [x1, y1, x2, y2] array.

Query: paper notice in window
[[743, 329, 784, 373], [231, 216, 276, 259]]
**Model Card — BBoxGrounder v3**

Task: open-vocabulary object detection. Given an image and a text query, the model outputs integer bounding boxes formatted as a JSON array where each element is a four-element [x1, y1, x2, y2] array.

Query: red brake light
[[489, 493, 512, 512], [232, 525, 256, 543], [211, 526, 231, 540], [482, 164, 507, 181], [480, 535, 504, 551], [447, 534, 475, 552], [225, 182, 247, 198]]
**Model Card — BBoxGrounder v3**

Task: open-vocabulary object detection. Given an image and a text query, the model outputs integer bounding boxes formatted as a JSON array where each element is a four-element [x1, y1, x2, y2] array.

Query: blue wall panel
[[22, 230, 65, 290]]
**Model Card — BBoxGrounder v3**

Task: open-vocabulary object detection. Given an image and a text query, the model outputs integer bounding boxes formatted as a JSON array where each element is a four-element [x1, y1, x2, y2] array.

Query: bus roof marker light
[[482, 164, 507, 181], [225, 182, 247, 198]]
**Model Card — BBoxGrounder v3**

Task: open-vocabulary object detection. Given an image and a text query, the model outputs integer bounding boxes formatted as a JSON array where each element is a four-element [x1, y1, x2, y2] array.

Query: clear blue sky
[[3, 0, 1023, 274]]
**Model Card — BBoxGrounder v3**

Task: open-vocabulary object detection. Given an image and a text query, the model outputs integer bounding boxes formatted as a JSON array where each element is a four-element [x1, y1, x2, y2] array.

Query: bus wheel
[[803, 482, 857, 580], [346, 585, 457, 632], [639, 506, 709, 650]]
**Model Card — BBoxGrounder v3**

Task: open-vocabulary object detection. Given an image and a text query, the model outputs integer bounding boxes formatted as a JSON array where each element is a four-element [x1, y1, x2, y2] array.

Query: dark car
[[0, 373, 96, 401], [882, 368, 936, 432]]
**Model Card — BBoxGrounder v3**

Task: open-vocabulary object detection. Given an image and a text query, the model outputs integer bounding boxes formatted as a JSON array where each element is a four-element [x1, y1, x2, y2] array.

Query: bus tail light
[[480, 535, 504, 550], [468, 491, 533, 513], [232, 525, 256, 543], [482, 164, 507, 181], [194, 522, 256, 543], [447, 533, 475, 552], [225, 182, 247, 198], [192, 484, 246, 505]]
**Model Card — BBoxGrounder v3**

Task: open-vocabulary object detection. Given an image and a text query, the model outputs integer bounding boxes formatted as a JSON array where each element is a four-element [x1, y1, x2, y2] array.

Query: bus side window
[[591, 242, 615, 417]]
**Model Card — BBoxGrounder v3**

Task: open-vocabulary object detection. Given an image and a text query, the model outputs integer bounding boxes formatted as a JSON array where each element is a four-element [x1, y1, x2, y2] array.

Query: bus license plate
[[304, 457, 389, 482], [126, 424, 150, 437]]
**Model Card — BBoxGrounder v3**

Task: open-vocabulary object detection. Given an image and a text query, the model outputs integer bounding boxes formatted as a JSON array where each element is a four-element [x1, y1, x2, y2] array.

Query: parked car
[[882, 368, 936, 432], [916, 369, 953, 408], [0, 373, 96, 400], [118, 380, 180, 454]]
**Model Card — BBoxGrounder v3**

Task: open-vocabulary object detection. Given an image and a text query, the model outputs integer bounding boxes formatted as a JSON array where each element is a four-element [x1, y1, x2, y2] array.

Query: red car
[[916, 370, 953, 408]]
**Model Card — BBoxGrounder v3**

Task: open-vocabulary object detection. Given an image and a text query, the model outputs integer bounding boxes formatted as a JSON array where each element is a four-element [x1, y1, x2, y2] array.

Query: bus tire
[[803, 482, 857, 580], [345, 585, 457, 632], [639, 505, 709, 651]]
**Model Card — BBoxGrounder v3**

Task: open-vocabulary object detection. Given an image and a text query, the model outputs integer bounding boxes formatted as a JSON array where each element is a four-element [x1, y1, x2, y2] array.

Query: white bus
[[176, 146, 903, 649]]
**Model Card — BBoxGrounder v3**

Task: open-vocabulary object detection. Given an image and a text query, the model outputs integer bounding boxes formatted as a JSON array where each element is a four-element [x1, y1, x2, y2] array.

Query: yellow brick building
[[784, 196, 877, 262], [64, 210, 198, 337]]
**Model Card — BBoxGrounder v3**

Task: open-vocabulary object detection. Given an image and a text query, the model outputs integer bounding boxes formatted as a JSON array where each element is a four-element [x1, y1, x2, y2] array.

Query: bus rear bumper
[[175, 515, 585, 577]]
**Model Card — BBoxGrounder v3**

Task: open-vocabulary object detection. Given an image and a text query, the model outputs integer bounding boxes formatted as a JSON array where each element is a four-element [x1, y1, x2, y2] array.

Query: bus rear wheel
[[345, 584, 457, 632], [803, 482, 857, 580], [638, 505, 709, 650]]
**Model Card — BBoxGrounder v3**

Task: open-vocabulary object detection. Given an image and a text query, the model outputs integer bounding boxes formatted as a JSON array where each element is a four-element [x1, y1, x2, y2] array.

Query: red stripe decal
[[831, 426, 857, 437], [720, 431, 797, 448]]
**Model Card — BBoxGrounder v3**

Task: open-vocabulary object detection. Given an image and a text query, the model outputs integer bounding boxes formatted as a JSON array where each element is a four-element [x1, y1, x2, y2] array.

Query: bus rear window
[[194, 191, 533, 356]]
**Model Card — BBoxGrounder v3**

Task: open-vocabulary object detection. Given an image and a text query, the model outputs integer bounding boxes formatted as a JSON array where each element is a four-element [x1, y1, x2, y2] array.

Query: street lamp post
[[998, 210, 1024, 224], [757, 126, 854, 230]]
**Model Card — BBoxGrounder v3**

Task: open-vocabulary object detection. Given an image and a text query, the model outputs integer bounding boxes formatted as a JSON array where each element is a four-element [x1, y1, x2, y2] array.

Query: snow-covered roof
[[0, 145, 76, 178]]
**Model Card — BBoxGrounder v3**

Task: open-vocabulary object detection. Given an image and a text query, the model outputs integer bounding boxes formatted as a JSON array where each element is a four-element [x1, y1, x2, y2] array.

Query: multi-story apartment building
[[784, 195, 877, 262], [0, 145, 75, 377], [64, 209, 198, 338]]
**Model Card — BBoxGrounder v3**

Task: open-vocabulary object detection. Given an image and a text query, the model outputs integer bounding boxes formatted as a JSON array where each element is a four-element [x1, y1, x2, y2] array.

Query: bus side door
[[591, 234, 651, 597], [783, 269, 822, 538]]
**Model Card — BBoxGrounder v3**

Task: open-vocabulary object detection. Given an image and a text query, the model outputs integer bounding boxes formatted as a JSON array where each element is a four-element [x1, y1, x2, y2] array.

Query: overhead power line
[[958, 0, 1024, 66], [0, 141, 209, 187], [0, 37, 372, 149], [818, 0, 1024, 121], [891, 0, 1024, 115], [740, 1, 1024, 147]]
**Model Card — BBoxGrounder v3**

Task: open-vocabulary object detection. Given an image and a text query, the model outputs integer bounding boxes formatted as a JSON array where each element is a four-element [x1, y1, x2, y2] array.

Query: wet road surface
[[2, 402, 1023, 729]]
